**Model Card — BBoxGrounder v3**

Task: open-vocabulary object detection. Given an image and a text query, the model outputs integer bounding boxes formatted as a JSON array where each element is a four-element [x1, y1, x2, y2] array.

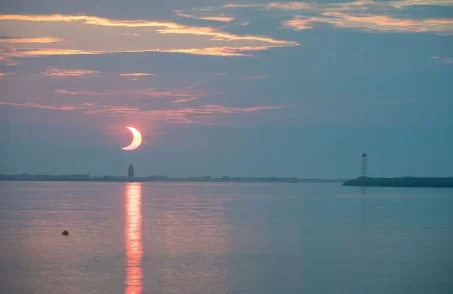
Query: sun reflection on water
[[124, 183, 143, 294]]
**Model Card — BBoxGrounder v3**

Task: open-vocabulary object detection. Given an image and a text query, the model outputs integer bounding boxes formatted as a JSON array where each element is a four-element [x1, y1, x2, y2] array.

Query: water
[[0, 182, 452, 294]]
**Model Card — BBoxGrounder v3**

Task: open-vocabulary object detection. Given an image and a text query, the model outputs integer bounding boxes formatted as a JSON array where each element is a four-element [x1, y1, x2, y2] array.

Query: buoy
[[62, 230, 69, 236]]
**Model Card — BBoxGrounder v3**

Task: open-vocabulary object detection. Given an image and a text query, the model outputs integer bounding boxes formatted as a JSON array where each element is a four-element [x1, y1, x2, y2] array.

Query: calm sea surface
[[0, 182, 452, 294]]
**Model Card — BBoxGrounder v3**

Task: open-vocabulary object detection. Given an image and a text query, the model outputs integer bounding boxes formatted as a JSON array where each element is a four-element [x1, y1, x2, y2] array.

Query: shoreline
[[343, 177, 453, 188], [0, 175, 347, 184]]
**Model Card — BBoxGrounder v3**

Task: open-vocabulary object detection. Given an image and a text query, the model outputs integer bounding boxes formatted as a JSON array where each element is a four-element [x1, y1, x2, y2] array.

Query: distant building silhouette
[[128, 164, 135, 178], [361, 153, 368, 178]]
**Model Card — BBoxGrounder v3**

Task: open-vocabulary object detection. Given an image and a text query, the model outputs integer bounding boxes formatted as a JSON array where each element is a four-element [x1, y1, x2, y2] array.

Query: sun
[[122, 127, 142, 151]]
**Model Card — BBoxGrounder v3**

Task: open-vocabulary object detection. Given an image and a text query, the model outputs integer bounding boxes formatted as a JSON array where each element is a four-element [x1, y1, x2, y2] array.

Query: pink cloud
[[118, 73, 155, 77], [0, 100, 281, 124]]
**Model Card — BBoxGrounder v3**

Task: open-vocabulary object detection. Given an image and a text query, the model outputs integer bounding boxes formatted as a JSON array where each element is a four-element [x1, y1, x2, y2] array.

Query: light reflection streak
[[124, 183, 143, 294]]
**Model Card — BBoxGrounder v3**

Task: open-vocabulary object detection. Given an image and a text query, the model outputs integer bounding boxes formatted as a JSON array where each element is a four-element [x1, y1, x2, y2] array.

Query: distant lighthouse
[[361, 154, 368, 178], [128, 164, 135, 178]]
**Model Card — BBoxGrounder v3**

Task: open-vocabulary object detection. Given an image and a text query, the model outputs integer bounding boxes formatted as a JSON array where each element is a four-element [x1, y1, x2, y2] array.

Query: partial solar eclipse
[[122, 127, 142, 151]]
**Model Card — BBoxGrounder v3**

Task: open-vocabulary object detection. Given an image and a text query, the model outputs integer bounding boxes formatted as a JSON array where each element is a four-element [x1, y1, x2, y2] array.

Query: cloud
[[118, 73, 155, 77], [282, 16, 316, 30], [0, 101, 281, 124], [433, 56, 453, 64], [157, 46, 285, 57], [172, 97, 200, 104], [282, 12, 453, 34], [267, 2, 314, 10], [0, 14, 298, 64], [217, 1, 453, 34], [0, 101, 91, 111], [320, 12, 453, 33], [119, 33, 139, 36], [41, 67, 99, 77], [7, 48, 104, 57], [0, 37, 63, 43], [175, 11, 234, 22], [55, 89, 108, 95], [389, 0, 453, 8], [223, 4, 264, 8], [54, 87, 208, 101]]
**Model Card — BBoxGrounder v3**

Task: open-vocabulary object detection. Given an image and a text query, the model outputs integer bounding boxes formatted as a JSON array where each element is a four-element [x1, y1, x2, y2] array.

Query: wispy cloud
[[0, 101, 281, 124], [55, 89, 108, 95], [267, 2, 314, 10], [0, 37, 63, 43], [118, 73, 155, 77], [0, 101, 91, 111], [433, 56, 453, 64], [41, 67, 99, 77], [54, 87, 208, 101], [157, 46, 285, 57], [172, 97, 200, 104], [175, 11, 234, 22], [282, 16, 316, 31], [321, 12, 453, 33], [218, 1, 453, 34], [0, 14, 293, 44], [119, 33, 139, 36], [283, 12, 453, 34], [0, 14, 298, 63], [223, 3, 264, 8], [86, 104, 282, 123]]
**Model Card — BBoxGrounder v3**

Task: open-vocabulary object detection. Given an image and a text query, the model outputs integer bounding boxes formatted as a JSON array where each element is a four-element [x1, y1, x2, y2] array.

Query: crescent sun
[[122, 127, 142, 151]]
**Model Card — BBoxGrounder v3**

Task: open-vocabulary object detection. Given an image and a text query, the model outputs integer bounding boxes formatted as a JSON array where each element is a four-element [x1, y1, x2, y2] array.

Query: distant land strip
[[343, 177, 453, 188], [0, 174, 347, 183]]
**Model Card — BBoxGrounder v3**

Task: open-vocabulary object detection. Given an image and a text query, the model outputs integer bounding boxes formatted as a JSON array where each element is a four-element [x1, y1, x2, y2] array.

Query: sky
[[0, 0, 452, 178]]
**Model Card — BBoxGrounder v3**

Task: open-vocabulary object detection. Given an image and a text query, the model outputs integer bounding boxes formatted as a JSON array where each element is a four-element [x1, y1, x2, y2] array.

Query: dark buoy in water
[[62, 230, 69, 236]]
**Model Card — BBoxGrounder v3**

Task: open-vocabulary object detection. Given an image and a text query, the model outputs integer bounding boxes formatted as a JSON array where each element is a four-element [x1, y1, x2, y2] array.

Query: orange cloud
[[8, 48, 104, 57], [321, 12, 453, 33], [0, 13, 298, 62], [162, 45, 285, 57], [0, 14, 295, 44], [41, 67, 99, 77], [0, 37, 63, 43], [217, 1, 453, 34], [282, 12, 453, 34], [282, 16, 316, 30]]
